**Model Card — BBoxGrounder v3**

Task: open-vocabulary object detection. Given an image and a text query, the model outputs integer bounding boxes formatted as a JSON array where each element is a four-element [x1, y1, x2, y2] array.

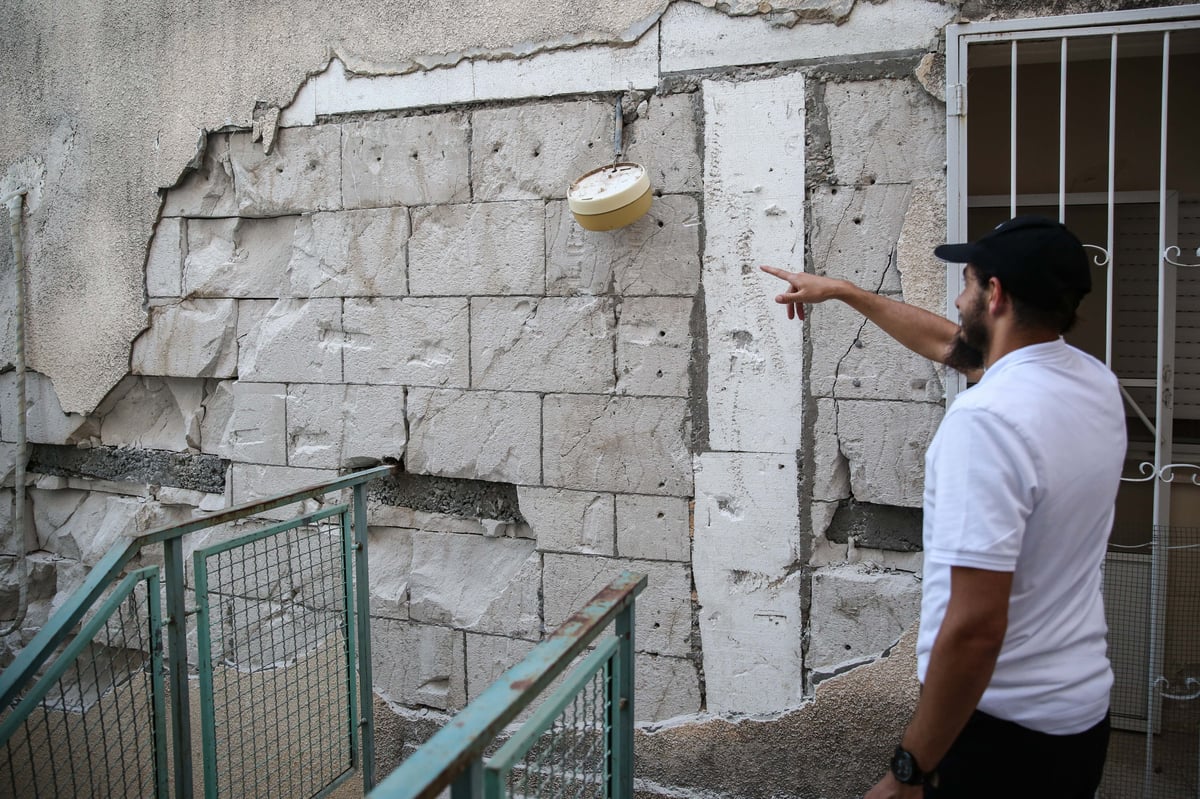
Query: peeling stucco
[[1, 0, 934, 414]]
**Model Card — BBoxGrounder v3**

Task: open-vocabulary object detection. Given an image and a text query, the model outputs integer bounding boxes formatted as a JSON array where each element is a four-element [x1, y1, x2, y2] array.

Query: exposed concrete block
[[836, 400, 941, 508], [406, 389, 540, 484], [698, 568, 804, 714], [184, 216, 294, 297], [162, 133, 237, 217], [237, 299, 343, 384], [473, 33, 659, 102], [896, 177, 949, 316], [341, 113, 470, 209], [155, 486, 224, 511], [615, 494, 690, 562], [517, 486, 614, 555], [372, 618, 467, 711], [806, 296, 865, 400], [368, 525, 413, 621], [286, 383, 407, 469], [637, 654, 702, 721], [336, 384, 407, 466], [409, 202, 544, 296], [368, 502, 486, 535], [96, 376, 205, 452], [146, 217, 183, 297], [131, 299, 238, 379], [313, 58, 475, 117], [809, 564, 921, 674], [186, 210, 409, 299], [623, 92, 701, 195], [546, 194, 701, 297], [370, 473, 524, 528], [465, 633, 537, 703], [543, 395, 691, 496], [228, 126, 342, 216], [694, 452, 801, 577], [200, 381, 287, 465], [543, 553, 692, 657], [810, 184, 909, 292], [472, 100, 611, 201], [229, 464, 339, 518], [825, 501, 922, 553], [616, 297, 692, 397], [343, 298, 469, 388], [29, 444, 226, 495], [472, 298, 614, 393], [693, 452, 804, 714], [408, 532, 540, 638], [702, 76, 805, 454], [295, 208, 409, 297], [826, 78, 946, 187], [660, 0, 954, 73], [811, 398, 850, 503], [810, 499, 842, 556], [0, 372, 88, 445], [205, 597, 343, 672], [834, 317, 944, 403], [32, 490, 184, 566]]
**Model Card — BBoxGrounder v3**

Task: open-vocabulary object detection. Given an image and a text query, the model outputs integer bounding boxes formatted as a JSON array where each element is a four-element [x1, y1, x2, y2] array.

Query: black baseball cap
[[934, 215, 1091, 310]]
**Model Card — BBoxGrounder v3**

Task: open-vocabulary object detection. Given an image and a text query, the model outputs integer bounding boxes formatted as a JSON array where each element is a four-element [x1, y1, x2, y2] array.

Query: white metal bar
[[1106, 34, 1118, 368], [955, 15, 1200, 41], [1146, 29, 1174, 799], [945, 26, 969, 407], [968, 190, 1159, 208], [1010, 40, 1018, 219], [1059, 37, 1067, 223]]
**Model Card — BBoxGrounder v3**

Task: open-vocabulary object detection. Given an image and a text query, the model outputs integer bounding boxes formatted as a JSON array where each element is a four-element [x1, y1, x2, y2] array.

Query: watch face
[[892, 748, 917, 783]]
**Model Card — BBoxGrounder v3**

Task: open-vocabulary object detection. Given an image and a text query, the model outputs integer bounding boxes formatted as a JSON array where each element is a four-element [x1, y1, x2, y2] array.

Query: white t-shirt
[[916, 338, 1126, 735]]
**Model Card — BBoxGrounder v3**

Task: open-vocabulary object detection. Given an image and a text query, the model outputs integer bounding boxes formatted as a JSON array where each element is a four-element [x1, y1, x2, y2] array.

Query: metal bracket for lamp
[[567, 96, 653, 232]]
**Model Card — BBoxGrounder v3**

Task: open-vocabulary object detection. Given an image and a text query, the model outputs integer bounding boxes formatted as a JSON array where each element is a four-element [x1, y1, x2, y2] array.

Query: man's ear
[[986, 277, 1009, 316]]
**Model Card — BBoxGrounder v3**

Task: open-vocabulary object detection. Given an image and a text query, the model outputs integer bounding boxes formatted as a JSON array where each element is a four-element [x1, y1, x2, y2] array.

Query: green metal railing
[[0, 465, 391, 798], [369, 570, 646, 799]]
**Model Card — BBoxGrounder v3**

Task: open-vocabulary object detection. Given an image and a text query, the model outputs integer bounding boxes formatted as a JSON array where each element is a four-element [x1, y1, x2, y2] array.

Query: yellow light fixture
[[567, 162, 652, 232]]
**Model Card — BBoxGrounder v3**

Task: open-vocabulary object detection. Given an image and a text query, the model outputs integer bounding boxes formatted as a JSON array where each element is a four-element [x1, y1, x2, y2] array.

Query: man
[[763, 216, 1126, 798]]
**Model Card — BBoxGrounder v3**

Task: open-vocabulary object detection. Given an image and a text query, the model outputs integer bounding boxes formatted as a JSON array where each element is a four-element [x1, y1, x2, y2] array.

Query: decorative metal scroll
[[1154, 676, 1200, 702], [1084, 243, 1112, 266], [1164, 246, 1200, 268], [1121, 462, 1200, 484]]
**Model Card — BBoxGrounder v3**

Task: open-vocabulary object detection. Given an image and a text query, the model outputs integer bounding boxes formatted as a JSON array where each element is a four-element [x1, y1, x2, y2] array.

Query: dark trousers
[[926, 709, 1110, 799]]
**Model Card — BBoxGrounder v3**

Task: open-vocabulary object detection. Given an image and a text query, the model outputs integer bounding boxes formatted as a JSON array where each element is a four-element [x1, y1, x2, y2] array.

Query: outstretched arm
[[760, 265, 963, 369]]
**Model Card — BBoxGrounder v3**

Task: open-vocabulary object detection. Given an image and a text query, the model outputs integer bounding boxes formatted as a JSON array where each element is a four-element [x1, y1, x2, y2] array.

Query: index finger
[[759, 265, 793, 280]]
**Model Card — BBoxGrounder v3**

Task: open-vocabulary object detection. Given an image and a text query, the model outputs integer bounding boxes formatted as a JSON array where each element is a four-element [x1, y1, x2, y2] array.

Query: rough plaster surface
[[0, 0, 676, 412], [635, 626, 920, 799]]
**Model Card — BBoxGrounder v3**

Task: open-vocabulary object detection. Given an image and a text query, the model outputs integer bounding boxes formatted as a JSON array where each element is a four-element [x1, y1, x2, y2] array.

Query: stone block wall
[[3, 1, 964, 742]]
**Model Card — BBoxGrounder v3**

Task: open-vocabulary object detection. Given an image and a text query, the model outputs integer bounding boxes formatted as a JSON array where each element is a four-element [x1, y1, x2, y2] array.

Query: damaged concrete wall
[[5, 1, 1192, 797]]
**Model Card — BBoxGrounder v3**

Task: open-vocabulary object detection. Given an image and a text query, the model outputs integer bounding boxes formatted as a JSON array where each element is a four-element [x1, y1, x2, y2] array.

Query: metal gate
[[0, 466, 387, 797], [946, 6, 1200, 797]]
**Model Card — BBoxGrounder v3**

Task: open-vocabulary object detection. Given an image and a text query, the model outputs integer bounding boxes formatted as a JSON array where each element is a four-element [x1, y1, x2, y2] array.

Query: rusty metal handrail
[[368, 570, 646, 799]]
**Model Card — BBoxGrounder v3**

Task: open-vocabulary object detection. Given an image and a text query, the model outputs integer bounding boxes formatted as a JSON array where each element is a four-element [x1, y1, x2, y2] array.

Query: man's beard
[[945, 297, 987, 373], [946, 334, 984, 373]]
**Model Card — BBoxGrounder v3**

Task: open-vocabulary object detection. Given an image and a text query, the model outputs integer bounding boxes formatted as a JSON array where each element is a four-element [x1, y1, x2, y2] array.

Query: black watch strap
[[890, 745, 926, 786]]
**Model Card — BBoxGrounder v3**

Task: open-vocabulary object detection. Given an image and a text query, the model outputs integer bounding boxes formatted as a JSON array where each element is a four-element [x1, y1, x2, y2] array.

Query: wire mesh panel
[[0, 567, 167, 798], [1102, 525, 1200, 798], [194, 505, 357, 799], [485, 638, 618, 799]]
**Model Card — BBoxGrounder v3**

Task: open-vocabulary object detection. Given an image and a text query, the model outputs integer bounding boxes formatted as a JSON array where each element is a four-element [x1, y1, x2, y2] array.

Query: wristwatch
[[890, 746, 927, 786]]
